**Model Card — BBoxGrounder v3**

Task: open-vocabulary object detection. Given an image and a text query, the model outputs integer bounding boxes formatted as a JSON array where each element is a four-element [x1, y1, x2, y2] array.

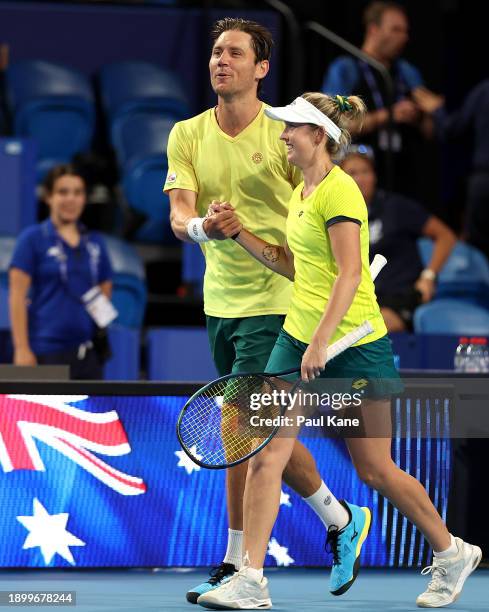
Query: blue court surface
[[0, 568, 487, 612]]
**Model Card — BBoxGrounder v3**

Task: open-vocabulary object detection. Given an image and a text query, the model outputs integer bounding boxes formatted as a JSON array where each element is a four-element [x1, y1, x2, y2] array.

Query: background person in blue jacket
[[322, 1, 434, 199], [9, 164, 114, 379]]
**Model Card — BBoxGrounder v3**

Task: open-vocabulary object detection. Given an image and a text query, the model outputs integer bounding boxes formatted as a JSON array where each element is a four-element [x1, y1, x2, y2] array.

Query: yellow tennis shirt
[[164, 104, 301, 318], [284, 165, 387, 346]]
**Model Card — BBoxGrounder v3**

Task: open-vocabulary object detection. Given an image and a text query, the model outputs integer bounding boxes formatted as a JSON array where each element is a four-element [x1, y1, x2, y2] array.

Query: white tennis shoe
[[416, 537, 482, 608], [197, 566, 272, 610]]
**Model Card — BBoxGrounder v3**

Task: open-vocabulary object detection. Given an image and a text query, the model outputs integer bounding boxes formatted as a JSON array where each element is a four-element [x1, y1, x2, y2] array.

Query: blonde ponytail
[[301, 92, 366, 158]]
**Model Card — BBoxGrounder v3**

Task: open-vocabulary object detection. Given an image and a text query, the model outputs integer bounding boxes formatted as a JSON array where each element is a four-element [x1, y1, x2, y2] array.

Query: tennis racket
[[177, 254, 387, 469]]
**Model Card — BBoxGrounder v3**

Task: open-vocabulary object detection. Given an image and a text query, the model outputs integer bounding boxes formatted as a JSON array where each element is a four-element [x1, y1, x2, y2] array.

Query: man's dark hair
[[211, 18, 274, 94], [363, 1, 407, 29], [43, 163, 86, 195]]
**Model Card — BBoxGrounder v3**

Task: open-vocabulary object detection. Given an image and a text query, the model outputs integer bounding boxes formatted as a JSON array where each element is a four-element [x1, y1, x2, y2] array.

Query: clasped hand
[[203, 200, 242, 240]]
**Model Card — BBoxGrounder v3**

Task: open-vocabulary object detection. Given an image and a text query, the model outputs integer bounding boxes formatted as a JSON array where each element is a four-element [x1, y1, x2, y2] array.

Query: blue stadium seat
[[103, 325, 140, 380], [99, 63, 187, 243], [0, 236, 16, 330], [112, 112, 174, 169], [0, 284, 9, 330], [146, 327, 218, 381], [182, 242, 205, 294], [6, 61, 95, 180], [418, 238, 489, 307], [0, 236, 15, 331], [99, 61, 188, 129], [0, 236, 16, 278], [124, 155, 176, 243], [417, 238, 433, 267], [414, 299, 489, 335], [0, 139, 37, 236], [113, 113, 176, 244], [102, 235, 147, 328], [0, 236, 14, 331]]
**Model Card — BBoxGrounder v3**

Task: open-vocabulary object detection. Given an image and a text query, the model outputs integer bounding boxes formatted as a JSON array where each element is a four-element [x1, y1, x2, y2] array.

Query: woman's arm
[[207, 201, 294, 278], [301, 222, 362, 382], [415, 216, 457, 302], [235, 229, 295, 281], [9, 267, 37, 366]]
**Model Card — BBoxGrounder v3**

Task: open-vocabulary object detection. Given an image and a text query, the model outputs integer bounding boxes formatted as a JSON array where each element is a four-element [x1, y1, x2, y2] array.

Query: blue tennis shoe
[[186, 562, 236, 604], [327, 500, 372, 596]]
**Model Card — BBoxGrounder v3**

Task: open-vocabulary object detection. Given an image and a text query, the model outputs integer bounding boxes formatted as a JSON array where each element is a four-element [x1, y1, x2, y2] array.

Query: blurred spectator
[[9, 164, 114, 379], [322, 1, 433, 198], [341, 146, 457, 332], [413, 82, 489, 260]]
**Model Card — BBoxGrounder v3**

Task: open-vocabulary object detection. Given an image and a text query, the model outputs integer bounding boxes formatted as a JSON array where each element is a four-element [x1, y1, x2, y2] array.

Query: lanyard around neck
[[43, 221, 99, 287], [359, 61, 408, 109]]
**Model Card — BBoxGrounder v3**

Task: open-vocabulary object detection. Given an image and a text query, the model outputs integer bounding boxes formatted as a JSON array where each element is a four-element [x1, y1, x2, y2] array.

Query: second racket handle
[[370, 253, 387, 281]]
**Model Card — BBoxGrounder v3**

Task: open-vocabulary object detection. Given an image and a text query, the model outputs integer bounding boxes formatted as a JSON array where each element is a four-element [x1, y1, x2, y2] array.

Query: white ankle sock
[[244, 566, 263, 583], [302, 481, 349, 530], [434, 534, 458, 559], [223, 529, 243, 569]]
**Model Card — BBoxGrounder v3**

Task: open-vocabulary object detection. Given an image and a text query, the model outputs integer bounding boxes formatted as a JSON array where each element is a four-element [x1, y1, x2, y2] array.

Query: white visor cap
[[264, 96, 342, 143]]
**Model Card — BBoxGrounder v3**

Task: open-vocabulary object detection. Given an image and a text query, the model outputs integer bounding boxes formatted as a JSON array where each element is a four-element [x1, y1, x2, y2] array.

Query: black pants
[[466, 172, 489, 260], [377, 287, 422, 331], [37, 346, 104, 380]]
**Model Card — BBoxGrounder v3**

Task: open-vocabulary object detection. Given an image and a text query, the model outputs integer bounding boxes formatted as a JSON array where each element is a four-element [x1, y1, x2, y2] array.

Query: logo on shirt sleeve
[[166, 171, 177, 184]]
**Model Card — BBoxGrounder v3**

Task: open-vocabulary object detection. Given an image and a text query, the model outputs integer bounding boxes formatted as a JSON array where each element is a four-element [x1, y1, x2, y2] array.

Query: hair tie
[[335, 94, 353, 112]]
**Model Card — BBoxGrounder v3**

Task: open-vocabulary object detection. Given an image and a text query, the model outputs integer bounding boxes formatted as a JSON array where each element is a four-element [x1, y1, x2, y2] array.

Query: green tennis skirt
[[265, 329, 404, 399]]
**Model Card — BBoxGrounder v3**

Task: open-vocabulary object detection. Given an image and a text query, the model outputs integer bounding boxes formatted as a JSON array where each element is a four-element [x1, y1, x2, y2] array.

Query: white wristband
[[187, 217, 210, 243], [420, 268, 436, 281]]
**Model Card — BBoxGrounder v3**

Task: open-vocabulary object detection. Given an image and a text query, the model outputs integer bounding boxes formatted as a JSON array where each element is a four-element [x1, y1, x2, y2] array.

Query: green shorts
[[206, 314, 285, 376], [266, 328, 404, 398]]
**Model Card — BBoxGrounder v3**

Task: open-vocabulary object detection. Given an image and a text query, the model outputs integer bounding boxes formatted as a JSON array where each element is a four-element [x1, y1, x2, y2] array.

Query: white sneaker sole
[[198, 596, 272, 610], [416, 545, 482, 608]]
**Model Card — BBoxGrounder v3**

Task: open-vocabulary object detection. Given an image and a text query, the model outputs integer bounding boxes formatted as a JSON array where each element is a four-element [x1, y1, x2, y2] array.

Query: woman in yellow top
[[198, 94, 481, 610]]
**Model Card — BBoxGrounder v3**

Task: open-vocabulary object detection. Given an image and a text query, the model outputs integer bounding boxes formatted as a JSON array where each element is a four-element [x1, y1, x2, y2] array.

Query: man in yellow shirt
[[165, 18, 367, 602]]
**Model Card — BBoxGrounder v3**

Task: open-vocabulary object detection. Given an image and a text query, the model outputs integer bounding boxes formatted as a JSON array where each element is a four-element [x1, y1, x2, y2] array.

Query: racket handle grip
[[326, 320, 374, 362], [370, 254, 387, 281]]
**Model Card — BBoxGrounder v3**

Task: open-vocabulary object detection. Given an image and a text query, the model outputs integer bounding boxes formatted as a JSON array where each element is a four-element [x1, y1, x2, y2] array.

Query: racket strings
[[179, 375, 281, 466]]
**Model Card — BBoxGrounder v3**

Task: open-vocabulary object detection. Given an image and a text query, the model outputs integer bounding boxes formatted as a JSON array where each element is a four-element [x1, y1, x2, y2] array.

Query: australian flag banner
[[0, 394, 450, 568]]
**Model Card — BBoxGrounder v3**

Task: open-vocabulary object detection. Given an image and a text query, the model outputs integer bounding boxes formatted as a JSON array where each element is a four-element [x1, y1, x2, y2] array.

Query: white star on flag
[[280, 490, 291, 507], [175, 447, 202, 474], [267, 537, 294, 566], [17, 498, 85, 565]]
